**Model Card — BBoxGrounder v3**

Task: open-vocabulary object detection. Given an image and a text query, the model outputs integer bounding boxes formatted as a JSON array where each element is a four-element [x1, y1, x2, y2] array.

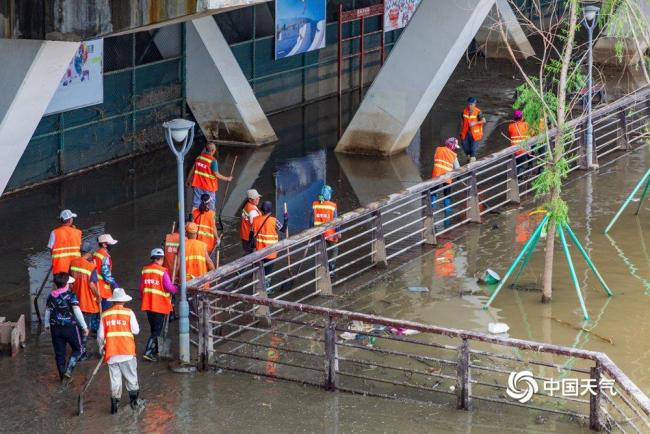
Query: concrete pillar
[[335, 0, 496, 156], [186, 16, 277, 146], [593, 0, 650, 65], [0, 39, 79, 195], [474, 0, 535, 59]]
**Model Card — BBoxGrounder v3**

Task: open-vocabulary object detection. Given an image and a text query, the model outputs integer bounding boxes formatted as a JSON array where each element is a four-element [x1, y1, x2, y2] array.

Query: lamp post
[[583, 3, 600, 169], [163, 118, 195, 365]]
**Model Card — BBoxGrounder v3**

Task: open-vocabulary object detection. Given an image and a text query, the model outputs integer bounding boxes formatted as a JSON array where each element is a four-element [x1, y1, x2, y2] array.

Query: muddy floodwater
[[0, 58, 647, 433]]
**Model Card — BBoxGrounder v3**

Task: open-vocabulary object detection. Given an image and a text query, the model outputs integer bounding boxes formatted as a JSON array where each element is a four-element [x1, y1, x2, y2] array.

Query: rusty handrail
[[190, 86, 650, 288]]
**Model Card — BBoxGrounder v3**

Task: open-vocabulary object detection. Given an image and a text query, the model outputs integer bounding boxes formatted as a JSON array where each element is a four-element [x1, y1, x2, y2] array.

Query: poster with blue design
[[275, 0, 326, 59]]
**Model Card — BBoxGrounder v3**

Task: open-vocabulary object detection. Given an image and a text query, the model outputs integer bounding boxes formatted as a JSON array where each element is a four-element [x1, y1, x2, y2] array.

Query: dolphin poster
[[275, 0, 326, 60]]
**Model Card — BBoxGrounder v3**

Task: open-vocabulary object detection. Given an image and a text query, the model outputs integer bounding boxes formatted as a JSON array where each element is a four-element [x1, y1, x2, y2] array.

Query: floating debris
[[407, 286, 429, 293], [488, 322, 510, 334]]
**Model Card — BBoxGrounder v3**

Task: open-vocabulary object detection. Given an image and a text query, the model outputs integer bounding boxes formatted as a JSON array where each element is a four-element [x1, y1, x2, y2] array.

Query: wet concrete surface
[[0, 58, 646, 432]]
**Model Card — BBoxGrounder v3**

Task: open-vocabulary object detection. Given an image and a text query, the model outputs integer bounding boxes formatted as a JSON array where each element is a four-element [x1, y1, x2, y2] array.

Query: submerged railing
[[187, 87, 650, 431]]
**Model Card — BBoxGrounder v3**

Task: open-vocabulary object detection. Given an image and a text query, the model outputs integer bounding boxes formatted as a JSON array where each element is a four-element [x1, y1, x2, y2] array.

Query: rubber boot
[[110, 398, 119, 414], [63, 355, 78, 379], [129, 390, 144, 410], [443, 198, 453, 228], [143, 337, 158, 362]]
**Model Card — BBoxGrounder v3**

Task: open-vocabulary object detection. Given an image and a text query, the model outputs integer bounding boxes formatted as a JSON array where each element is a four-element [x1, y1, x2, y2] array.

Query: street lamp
[[582, 3, 600, 169], [163, 118, 195, 366]]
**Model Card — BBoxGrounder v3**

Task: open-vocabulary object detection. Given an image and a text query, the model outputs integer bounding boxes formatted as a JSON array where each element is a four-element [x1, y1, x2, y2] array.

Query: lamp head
[[583, 4, 600, 22], [163, 118, 195, 143]]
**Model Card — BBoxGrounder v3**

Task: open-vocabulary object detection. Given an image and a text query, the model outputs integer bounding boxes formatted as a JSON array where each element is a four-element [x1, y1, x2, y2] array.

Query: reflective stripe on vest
[[70, 266, 92, 276], [191, 153, 218, 192], [70, 257, 99, 314], [240, 202, 259, 241], [461, 107, 484, 141], [102, 306, 136, 362], [253, 215, 279, 260], [51, 226, 82, 273], [141, 263, 172, 314], [93, 249, 113, 299]]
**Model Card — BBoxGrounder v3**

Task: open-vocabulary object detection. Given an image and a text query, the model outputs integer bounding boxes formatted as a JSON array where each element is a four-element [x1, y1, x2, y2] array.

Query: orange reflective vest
[[240, 202, 260, 241], [432, 147, 457, 184], [192, 209, 217, 252], [252, 214, 279, 260], [93, 247, 113, 299], [460, 106, 484, 141], [140, 262, 172, 314], [101, 306, 136, 362], [312, 200, 339, 243], [191, 152, 218, 192], [51, 225, 82, 274], [508, 120, 530, 156], [163, 232, 180, 272], [434, 242, 456, 278], [185, 238, 208, 281], [69, 257, 99, 314]]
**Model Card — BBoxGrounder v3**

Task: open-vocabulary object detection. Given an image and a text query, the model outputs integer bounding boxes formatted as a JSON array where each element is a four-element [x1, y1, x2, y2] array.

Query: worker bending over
[[508, 110, 531, 174], [98, 287, 143, 414], [432, 137, 461, 224], [186, 142, 233, 211], [240, 189, 262, 254], [94, 234, 119, 310], [459, 97, 486, 163], [44, 272, 89, 383], [311, 185, 340, 272], [252, 201, 288, 291], [192, 194, 219, 255], [48, 209, 82, 274], [69, 240, 101, 359], [141, 248, 177, 362], [163, 223, 179, 274], [177, 222, 215, 282]]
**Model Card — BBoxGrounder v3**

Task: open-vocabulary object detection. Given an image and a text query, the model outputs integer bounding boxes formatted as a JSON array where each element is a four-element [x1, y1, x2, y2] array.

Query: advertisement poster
[[384, 0, 421, 32], [45, 39, 103, 115], [275, 0, 326, 59], [275, 150, 326, 232]]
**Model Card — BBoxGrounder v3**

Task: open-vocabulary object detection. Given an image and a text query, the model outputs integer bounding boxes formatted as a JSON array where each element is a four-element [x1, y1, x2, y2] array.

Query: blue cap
[[467, 97, 477, 104], [320, 185, 333, 201], [261, 201, 273, 214]]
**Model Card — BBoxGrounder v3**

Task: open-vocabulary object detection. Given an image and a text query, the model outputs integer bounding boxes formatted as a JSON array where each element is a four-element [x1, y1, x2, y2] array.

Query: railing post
[[617, 110, 629, 151], [423, 188, 437, 245], [467, 172, 482, 223], [371, 210, 388, 267], [456, 338, 472, 410], [507, 154, 521, 204], [324, 318, 338, 391], [252, 261, 271, 327], [203, 298, 214, 366], [590, 360, 605, 431], [197, 296, 205, 371], [316, 237, 333, 296]]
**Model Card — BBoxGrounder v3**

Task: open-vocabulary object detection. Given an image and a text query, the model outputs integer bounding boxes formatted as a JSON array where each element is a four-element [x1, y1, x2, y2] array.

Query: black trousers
[[146, 311, 166, 340], [50, 324, 82, 376]]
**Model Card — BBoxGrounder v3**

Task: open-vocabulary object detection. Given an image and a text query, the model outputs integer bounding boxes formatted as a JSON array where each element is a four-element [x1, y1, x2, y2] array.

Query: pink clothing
[[51, 285, 70, 298]]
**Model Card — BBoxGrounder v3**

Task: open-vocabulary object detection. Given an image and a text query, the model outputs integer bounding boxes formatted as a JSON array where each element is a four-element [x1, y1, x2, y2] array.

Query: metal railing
[[193, 291, 650, 433], [188, 86, 650, 431]]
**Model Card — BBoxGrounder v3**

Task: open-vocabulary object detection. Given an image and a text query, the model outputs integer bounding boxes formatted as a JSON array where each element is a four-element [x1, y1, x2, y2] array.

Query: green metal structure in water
[[604, 168, 650, 234], [484, 213, 613, 320]]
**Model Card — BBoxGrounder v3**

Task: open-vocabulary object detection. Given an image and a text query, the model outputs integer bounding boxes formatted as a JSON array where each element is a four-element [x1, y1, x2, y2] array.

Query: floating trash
[[407, 286, 429, 293], [488, 322, 510, 334]]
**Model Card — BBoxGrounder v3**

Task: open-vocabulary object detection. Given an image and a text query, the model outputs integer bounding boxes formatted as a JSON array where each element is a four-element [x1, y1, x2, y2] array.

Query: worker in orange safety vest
[[311, 185, 340, 272], [252, 201, 288, 293], [94, 233, 119, 311], [140, 248, 177, 362], [97, 287, 143, 414], [163, 223, 180, 275], [176, 222, 215, 283], [69, 240, 101, 359], [241, 189, 262, 254], [192, 193, 219, 254], [185, 142, 233, 211], [508, 110, 531, 175], [459, 97, 486, 163], [431, 138, 461, 225], [48, 209, 82, 274]]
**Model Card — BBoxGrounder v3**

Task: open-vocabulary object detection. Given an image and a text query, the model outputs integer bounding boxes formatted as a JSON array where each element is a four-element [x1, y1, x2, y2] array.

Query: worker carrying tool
[[140, 248, 178, 362], [431, 137, 461, 222], [97, 287, 143, 414], [163, 223, 179, 275], [311, 185, 340, 272], [508, 110, 531, 174], [192, 194, 219, 254], [48, 209, 82, 274], [186, 142, 233, 211], [44, 272, 89, 383], [252, 201, 288, 291], [240, 189, 262, 254], [94, 234, 119, 311], [177, 222, 215, 282], [69, 240, 101, 360], [459, 97, 486, 163]]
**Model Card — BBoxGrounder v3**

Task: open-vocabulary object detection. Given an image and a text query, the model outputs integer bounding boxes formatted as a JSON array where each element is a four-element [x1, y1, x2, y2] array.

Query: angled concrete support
[[0, 39, 79, 195], [335, 0, 496, 156], [475, 0, 535, 59], [593, 0, 650, 65], [186, 16, 277, 146]]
